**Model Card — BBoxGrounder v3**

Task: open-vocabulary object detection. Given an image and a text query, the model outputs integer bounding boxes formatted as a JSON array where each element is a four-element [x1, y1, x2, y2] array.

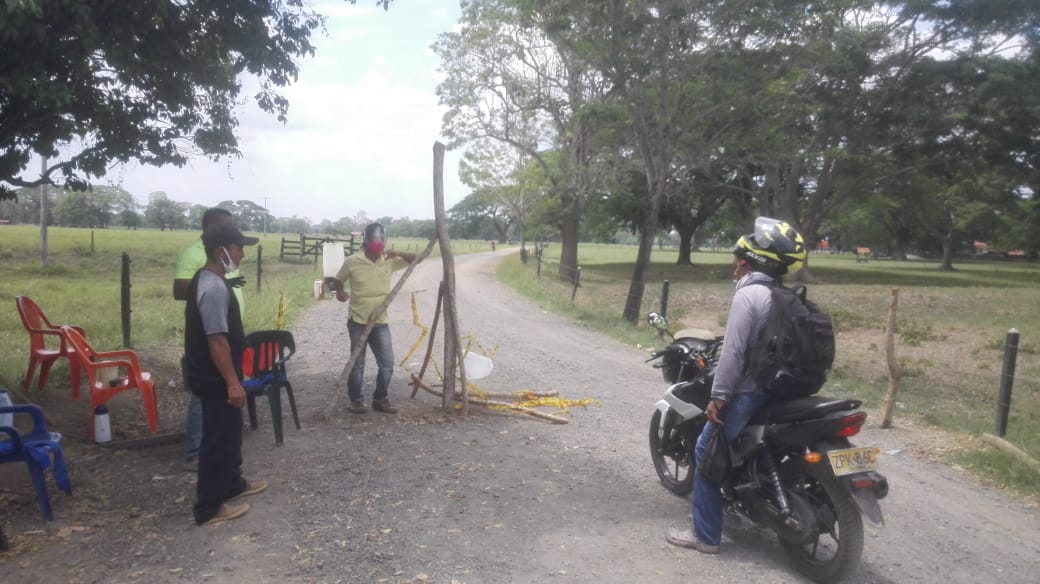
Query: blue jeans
[[692, 390, 770, 546], [347, 320, 395, 404], [182, 356, 202, 459]]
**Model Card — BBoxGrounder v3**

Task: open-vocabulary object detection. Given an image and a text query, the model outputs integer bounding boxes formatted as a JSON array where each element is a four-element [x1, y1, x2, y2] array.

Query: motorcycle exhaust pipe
[[732, 483, 818, 546]]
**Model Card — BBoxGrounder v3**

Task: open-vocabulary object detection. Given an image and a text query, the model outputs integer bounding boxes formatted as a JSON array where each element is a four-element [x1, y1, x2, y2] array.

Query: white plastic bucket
[[322, 242, 345, 278], [463, 352, 494, 380], [313, 279, 325, 300]]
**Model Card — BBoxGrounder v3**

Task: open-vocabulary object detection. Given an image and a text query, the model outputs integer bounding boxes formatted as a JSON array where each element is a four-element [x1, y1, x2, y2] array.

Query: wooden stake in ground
[[410, 281, 444, 399], [321, 238, 436, 419], [880, 288, 901, 429], [431, 141, 467, 413]]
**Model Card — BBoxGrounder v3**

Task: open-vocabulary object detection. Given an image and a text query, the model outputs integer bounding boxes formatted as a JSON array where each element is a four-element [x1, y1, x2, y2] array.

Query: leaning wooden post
[[432, 141, 466, 412], [321, 239, 436, 419], [410, 281, 444, 399], [880, 289, 901, 429]]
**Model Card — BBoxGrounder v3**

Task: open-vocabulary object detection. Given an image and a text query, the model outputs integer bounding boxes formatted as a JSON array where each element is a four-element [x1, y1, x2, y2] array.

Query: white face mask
[[219, 247, 239, 273]]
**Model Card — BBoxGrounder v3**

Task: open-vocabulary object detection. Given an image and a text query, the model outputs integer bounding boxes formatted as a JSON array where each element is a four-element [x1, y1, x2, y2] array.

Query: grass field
[[0, 225, 490, 397], [497, 244, 1040, 499]]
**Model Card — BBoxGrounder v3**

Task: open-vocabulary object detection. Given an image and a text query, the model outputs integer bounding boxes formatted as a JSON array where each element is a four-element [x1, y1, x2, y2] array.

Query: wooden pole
[[121, 252, 132, 348], [321, 239, 436, 419], [980, 433, 1040, 473], [432, 141, 466, 413], [410, 374, 569, 424], [880, 288, 901, 429], [410, 281, 445, 399]]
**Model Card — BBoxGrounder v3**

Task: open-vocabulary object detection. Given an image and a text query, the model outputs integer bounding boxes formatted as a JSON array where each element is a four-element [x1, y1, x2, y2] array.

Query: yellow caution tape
[[399, 291, 429, 366], [403, 290, 597, 418]]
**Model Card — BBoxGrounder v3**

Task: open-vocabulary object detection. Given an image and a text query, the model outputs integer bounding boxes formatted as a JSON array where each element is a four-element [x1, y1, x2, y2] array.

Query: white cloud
[[104, 0, 466, 223]]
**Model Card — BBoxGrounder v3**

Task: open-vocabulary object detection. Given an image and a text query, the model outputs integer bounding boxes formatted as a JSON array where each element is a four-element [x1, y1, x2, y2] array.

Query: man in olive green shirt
[[326, 223, 417, 414]]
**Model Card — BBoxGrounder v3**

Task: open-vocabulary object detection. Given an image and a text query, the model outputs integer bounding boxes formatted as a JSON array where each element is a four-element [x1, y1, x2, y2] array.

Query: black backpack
[[747, 283, 835, 399]]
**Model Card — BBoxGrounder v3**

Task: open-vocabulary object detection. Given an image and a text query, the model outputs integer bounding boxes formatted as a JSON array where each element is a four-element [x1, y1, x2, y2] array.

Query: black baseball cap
[[201, 223, 259, 251]]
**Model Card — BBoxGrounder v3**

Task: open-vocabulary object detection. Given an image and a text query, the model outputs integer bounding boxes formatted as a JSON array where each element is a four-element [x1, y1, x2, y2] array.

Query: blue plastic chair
[[0, 404, 72, 521], [242, 330, 300, 446]]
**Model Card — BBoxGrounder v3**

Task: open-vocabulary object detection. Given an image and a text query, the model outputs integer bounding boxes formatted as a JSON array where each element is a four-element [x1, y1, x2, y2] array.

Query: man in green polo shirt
[[173, 207, 246, 464], [326, 223, 418, 414]]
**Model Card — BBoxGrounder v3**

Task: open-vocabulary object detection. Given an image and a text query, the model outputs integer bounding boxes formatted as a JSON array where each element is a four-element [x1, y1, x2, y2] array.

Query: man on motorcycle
[[667, 217, 806, 554]]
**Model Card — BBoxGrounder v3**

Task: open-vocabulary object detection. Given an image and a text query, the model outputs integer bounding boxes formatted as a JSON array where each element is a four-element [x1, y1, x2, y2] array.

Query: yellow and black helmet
[[734, 217, 806, 277]]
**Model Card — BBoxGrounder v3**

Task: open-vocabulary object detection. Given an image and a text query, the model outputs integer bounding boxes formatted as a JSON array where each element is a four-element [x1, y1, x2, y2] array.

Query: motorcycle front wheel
[[648, 409, 697, 496], [780, 463, 865, 583]]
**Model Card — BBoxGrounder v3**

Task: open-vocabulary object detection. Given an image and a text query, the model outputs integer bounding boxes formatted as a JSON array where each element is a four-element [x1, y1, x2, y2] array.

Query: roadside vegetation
[[497, 244, 1040, 500]]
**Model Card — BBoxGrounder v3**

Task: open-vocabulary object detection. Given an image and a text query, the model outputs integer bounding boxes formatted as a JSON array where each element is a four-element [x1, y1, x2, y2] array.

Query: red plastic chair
[[15, 296, 83, 395], [60, 326, 159, 441]]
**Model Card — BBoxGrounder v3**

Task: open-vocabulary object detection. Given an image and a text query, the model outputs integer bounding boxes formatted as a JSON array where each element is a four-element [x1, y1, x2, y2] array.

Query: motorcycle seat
[[765, 396, 863, 423]]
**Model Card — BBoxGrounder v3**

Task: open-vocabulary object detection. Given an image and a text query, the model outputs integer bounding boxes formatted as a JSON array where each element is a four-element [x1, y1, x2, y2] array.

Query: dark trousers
[[193, 396, 247, 525]]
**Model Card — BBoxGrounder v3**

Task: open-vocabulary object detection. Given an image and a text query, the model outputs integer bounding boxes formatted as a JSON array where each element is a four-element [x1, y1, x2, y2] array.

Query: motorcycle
[[646, 312, 888, 582]]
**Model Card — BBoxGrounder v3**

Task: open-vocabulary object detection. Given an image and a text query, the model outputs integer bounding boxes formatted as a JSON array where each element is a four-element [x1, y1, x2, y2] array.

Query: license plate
[[828, 446, 880, 476]]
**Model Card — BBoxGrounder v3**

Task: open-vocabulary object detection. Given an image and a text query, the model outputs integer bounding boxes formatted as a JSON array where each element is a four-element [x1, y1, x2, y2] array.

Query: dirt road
[[3, 250, 1039, 583]]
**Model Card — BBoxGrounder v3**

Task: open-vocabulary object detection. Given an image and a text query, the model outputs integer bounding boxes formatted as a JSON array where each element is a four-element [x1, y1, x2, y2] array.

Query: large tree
[[434, 0, 607, 284], [0, 1, 392, 199]]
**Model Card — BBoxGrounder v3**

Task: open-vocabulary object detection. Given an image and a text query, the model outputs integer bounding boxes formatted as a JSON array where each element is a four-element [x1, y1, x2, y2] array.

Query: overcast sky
[[105, 0, 465, 224]]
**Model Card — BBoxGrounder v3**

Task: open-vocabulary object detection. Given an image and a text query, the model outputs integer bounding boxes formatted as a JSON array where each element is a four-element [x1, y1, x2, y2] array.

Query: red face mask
[[367, 241, 385, 255]]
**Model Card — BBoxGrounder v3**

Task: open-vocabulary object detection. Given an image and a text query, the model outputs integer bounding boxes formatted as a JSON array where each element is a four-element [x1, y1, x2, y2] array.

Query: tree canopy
[[0, 0, 392, 199], [436, 0, 1040, 320]]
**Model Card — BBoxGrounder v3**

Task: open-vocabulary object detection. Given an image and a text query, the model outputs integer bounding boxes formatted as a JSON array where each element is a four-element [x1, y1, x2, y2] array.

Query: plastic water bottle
[[94, 404, 112, 444], [0, 389, 13, 428]]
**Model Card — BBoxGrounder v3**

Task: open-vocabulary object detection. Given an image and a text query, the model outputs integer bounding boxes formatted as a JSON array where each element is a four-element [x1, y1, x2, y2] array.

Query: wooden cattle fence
[[280, 234, 360, 261]]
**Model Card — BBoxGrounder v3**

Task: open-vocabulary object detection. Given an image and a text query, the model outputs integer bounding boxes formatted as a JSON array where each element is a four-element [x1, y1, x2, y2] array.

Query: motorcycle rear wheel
[[649, 410, 697, 496], [780, 463, 865, 583]]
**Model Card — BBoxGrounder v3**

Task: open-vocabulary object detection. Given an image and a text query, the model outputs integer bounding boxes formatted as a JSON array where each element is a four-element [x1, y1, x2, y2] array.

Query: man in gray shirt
[[184, 223, 267, 526], [667, 217, 806, 553]]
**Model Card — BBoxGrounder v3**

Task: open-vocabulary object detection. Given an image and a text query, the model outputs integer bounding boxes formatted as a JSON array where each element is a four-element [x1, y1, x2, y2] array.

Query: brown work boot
[[347, 401, 368, 414], [372, 400, 398, 414], [200, 502, 249, 527], [229, 480, 268, 502]]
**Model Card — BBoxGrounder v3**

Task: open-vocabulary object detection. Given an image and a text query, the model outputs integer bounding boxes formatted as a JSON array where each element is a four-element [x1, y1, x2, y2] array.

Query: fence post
[[571, 266, 582, 301], [256, 245, 263, 294], [121, 252, 132, 348], [536, 246, 542, 279], [995, 328, 1020, 437], [660, 279, 670, 319]]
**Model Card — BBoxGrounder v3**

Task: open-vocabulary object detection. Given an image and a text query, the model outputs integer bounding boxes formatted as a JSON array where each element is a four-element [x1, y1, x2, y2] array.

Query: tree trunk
[[558, 197, 581, 284], [940, 230, 955, 271], [623, 173, 665, 322], [623, 231, 654, 322], [676, 227, 693, 265], [880, 289, 901, 429]]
